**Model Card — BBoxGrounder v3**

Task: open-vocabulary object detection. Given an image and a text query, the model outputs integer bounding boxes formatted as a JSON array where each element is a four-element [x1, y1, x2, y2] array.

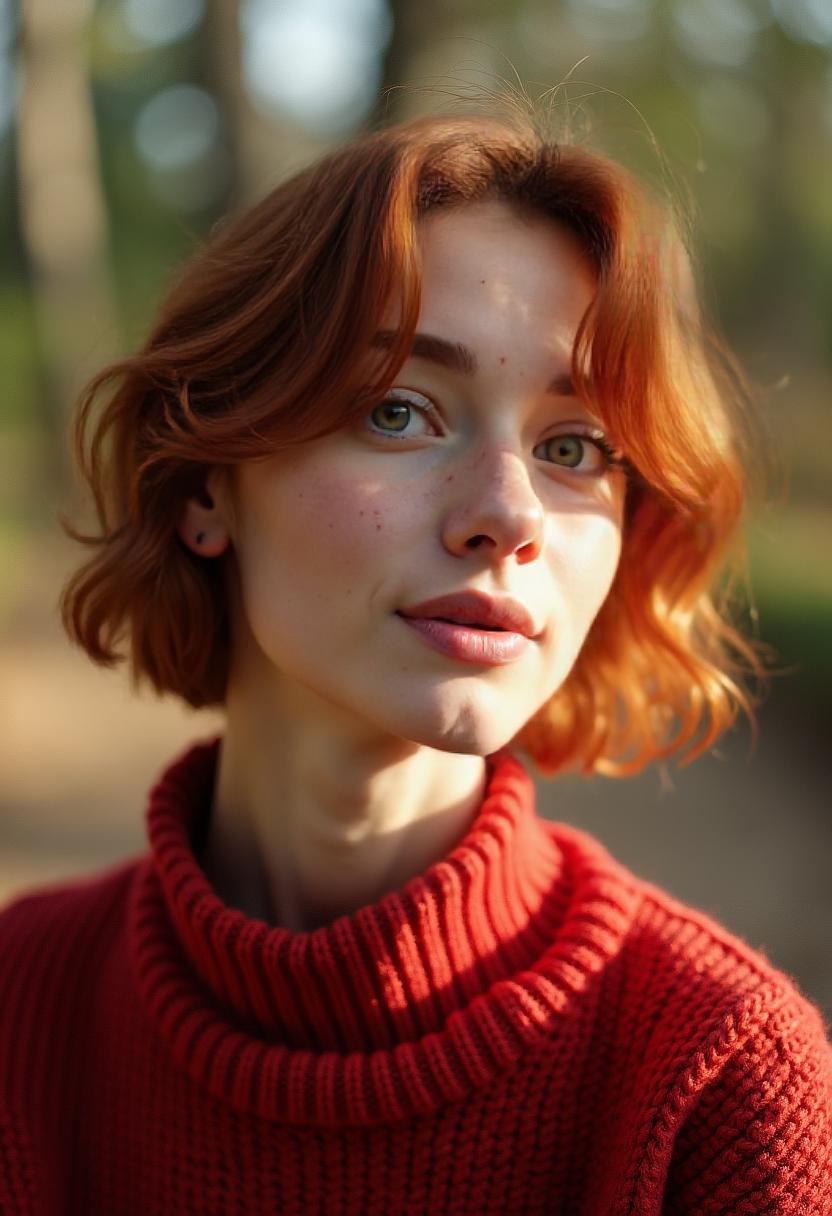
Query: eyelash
[[364, 393, 627, 475]]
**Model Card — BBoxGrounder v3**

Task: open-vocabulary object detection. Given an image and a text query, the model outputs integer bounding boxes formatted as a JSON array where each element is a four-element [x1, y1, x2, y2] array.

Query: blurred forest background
[[1, 0, 830, 1016]]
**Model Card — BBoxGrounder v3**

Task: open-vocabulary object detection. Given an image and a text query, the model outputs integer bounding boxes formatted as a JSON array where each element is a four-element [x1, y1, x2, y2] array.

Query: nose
[[442, 445, 545, 565]]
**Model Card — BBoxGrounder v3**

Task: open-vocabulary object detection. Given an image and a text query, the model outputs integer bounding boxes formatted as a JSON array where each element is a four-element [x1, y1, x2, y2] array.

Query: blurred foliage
[[1, 0, 830, 709]]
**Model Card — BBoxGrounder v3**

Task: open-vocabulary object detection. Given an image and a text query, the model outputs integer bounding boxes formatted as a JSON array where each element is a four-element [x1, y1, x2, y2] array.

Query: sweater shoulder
[[550, 818, 830, 1036], [0, 856, 142, 1045], [641, 882, 832, 1096], [625, 885, 832, 1212], [632, 872, 823, 1009], [0, 854, 141, 952], [553, 823, 832, 1205]]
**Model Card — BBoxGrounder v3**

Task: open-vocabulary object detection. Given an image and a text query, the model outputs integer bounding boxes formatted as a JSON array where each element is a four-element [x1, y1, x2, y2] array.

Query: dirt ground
[[2, 536, 830, 1022]]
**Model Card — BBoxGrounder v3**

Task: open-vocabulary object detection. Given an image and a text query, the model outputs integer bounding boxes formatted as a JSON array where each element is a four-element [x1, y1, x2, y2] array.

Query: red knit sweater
[[1, 737, 830, 1214]]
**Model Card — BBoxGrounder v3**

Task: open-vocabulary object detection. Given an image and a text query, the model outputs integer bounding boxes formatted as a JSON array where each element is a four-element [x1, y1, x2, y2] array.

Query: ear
[[176, 468, 232, 558]]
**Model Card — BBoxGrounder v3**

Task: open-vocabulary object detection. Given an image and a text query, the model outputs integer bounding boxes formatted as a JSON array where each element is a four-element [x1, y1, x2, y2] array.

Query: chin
[[394, 709, 526, 759]]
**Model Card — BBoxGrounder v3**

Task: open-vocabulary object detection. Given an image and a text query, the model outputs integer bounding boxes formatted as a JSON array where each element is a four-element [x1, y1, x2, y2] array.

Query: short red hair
[[59, 110, 765, 776]]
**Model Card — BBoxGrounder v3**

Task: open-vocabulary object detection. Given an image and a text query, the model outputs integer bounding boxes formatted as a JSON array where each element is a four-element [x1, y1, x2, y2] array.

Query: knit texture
[[0, 735, 830, 1214]]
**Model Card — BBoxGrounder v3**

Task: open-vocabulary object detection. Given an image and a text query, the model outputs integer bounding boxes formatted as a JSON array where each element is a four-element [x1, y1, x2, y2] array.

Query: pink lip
[[397, 590, 539, 638], [396, 590, 539, 665], [397, 616, 530, 665]]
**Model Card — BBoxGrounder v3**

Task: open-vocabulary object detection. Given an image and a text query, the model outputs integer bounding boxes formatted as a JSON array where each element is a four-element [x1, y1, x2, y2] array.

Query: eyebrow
[[372, 329, 578, 397]]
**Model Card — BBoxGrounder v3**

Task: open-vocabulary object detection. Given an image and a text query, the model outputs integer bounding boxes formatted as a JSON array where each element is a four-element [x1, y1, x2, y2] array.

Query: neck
[[200, 697, 488, 932]]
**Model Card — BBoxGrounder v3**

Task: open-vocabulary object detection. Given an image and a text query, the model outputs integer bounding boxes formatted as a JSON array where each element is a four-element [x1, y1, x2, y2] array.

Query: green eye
[[366, 391, 440, 440], [370, 401, 411, 433], [538, 433, 617, 475], [548, 436, 585, 468]]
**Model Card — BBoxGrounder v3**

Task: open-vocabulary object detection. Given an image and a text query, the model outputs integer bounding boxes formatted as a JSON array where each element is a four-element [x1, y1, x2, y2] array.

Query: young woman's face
[[212, 200, 626, 755]]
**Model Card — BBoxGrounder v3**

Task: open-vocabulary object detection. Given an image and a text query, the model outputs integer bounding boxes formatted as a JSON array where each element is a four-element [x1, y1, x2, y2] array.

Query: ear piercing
[[196, 531, 206, 545]]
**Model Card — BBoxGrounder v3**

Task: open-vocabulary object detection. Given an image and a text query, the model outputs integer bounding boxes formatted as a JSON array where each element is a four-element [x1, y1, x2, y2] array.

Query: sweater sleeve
[[665, 987, 832, 1214]]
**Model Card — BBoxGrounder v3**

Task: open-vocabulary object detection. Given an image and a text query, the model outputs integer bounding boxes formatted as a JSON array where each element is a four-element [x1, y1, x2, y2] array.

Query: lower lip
[[396, 615, 531, 665]]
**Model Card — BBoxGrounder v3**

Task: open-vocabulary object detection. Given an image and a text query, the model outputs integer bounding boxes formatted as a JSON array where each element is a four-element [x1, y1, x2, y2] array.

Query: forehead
[[411, 201, 597, 356]]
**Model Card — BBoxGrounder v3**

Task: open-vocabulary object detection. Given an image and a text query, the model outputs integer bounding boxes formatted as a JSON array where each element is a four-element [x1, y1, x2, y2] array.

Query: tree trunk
[[16, 0, 121, 502]]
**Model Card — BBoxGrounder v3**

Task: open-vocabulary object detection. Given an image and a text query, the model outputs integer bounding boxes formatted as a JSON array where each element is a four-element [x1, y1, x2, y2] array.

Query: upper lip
[[397, 591, 539, 638]]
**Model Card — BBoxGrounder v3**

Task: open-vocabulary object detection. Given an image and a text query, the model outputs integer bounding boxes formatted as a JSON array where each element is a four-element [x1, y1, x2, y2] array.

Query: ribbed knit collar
[[128, 736, 639, 1127]]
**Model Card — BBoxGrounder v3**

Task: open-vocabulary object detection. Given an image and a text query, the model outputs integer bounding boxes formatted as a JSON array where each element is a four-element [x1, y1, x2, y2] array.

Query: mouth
[[396, 590, 538, 639], [395, 613, 531, 665], [428, 616, 509, 632]]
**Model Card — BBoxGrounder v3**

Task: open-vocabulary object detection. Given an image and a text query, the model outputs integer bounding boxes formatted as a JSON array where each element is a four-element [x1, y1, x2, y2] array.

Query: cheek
[[234, 463, 408, 618], [552, 513, 623, 619], [285, 469, 409, 563], [592, 519, 623, 599]]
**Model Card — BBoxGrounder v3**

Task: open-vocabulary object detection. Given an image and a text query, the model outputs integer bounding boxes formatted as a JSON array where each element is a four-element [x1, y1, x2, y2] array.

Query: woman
[[1, 109, 829, 1214]]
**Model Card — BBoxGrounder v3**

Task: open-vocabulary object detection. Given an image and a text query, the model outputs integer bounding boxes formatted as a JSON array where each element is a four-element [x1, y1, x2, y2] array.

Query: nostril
[[515, 539, 542, 561]]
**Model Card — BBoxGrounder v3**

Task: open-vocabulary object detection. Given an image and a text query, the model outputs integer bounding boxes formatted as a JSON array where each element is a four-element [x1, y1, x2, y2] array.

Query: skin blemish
[[499, 356, 506, 365]]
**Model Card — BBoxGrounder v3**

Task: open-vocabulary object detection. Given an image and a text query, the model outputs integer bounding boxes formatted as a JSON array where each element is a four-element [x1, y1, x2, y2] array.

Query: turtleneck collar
[[128, 736, 638, 1126]]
